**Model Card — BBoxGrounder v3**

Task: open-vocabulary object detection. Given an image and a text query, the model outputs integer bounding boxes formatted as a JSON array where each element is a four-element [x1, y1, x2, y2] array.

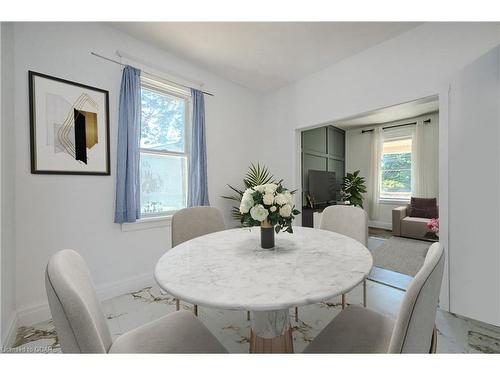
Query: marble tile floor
[[11, 280, 500, 354], [10, 235, 500, 354]]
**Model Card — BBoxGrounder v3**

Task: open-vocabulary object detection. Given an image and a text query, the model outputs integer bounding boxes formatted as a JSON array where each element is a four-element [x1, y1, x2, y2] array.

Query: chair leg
[[342, 294, 346, 309], [295, 306, 299, 322], [363, 280, 367, 307], [247, 311, 250, 321], [194, 304, 198, 316], [175, 297, 180, 311]]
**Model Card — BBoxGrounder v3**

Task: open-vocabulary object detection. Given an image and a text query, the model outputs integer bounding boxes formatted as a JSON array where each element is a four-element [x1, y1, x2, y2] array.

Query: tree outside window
[[139, 79, 190, 217], [380, 138, 412, 201]]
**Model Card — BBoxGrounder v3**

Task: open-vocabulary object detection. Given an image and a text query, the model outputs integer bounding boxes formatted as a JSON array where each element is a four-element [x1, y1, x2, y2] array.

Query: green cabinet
[[301, 125, 345, 206]]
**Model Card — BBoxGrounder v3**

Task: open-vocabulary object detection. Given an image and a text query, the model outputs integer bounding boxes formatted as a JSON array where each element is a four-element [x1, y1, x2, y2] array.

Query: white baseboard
[[16, 271, 155, 328], [368, 220, 392, 230], [96, 271, 154, 301], [16, 302, 50, 328], [2, 313, 19, 348]]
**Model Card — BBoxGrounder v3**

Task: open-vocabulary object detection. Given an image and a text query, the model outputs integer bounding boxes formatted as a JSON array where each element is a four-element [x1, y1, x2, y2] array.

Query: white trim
[[368, 220, 392, 230], [96, 271, 154, 302], [121, 215, 172, 232], [378, 199, 409, 206], [1, 314, 18, 349], [16, 302, 50, 328], [141, 75, 191, 98], [438, 85, 450, 312], [16, 272, 155, 327]]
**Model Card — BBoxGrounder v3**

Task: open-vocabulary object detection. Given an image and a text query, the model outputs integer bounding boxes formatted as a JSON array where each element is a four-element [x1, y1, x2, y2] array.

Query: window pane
[[381, 152, 411, 171], [380, 138, 412, 199], [382, 138, 411, 155], [140, 87, 185, 153], [381, 169, 411, 193], [140, 153, 187, 216]]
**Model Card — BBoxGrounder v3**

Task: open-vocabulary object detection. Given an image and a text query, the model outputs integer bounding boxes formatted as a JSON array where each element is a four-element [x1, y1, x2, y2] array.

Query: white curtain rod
[[90, 52, 214, 97]]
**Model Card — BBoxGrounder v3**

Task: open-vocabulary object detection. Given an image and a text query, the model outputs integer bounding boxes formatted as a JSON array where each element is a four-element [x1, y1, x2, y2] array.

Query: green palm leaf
[[243, 163, 274, 188]]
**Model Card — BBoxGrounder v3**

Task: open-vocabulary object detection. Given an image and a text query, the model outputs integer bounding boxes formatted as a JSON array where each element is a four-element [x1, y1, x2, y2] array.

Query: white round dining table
[[154, 226, 373, 353]]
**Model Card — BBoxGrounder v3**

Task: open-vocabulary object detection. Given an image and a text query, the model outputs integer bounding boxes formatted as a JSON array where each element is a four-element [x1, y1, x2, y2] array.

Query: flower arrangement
[[427, 218, 439, 236], [222, 163, 300, 248], [239, 183, 300, 234]]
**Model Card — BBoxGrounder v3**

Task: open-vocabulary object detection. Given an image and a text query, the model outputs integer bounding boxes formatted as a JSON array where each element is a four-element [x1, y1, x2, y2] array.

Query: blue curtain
[[114, 66, 142, 223], [187, 89, 210, 206]]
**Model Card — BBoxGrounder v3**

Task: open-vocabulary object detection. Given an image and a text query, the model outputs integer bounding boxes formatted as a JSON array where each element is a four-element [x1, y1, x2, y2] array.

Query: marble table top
[[155, 226, 373, 312]]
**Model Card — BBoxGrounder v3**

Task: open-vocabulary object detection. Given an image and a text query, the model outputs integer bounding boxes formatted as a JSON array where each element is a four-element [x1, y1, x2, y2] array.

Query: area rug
[[371, 236, 431, 276]]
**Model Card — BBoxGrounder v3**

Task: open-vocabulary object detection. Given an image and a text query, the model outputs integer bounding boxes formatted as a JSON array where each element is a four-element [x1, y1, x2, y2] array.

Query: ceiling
[[109, 22, 420, 92], [335, 96, 439, 129]]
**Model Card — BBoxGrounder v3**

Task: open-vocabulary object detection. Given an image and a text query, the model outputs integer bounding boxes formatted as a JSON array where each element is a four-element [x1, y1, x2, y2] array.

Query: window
[[139, 76, 190, 218], [380, 138, 412, 201]]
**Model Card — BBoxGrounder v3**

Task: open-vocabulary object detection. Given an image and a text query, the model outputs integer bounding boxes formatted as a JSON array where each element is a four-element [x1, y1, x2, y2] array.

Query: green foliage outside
[[381, 153, 411, 192], [140, 87, 185, 152]]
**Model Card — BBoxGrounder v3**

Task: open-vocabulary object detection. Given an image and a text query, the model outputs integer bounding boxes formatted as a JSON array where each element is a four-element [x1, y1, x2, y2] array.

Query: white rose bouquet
[[239, 182, 300, 234]]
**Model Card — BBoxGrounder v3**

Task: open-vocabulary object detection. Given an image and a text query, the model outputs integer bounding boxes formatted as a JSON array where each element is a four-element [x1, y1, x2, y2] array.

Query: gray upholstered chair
[[303, 242, 444, 353], [294, 205, 368, 322], [320, 205, 369, 309], [45, 249, 227, 353], [171, 206, 225, 316]]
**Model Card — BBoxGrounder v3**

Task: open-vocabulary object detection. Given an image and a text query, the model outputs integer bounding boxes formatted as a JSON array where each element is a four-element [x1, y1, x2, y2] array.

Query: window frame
[[379, 136, 413, 204], [139, 75, 191, 219]]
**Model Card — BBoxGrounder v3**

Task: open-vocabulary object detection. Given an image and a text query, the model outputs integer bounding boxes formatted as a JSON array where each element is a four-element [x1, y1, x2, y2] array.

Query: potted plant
[[341, 170, 367, 208]]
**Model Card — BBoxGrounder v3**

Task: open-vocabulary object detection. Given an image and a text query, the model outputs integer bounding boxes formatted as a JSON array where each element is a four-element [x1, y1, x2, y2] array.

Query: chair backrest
[[45, 249, 112, 353], [388, 242, 445, 353], [319, 205, 368, 246], [172, 206, 225, 247]]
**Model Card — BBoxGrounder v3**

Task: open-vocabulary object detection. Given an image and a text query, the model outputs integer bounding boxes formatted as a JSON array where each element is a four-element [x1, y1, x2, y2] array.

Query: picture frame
[[29, 71, 110, 175]]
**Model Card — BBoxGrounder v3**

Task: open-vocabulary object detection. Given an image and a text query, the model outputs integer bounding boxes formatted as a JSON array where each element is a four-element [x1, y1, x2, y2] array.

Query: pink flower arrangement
[[427, 218, 439, 234]]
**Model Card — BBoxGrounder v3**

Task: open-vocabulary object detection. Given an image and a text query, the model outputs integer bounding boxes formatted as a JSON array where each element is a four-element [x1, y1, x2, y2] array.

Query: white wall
[[259, 22, 500, 320], [345, 112, 439, 228], [10, 22, 259, 325], [448, 46, 500, 326], [1, 22, 17, 345]]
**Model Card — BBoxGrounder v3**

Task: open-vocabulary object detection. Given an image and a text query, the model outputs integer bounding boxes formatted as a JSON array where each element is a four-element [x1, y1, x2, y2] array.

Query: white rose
[[284, 191, 294, 205], [254, 185, 265, 193], [239, 194, 254, 214], [279, 204, 292, 218], [270, 206, 277, 212], [243, 188, 254, 198], [250, 204, 269, 222], [239, 189, 255, 213], [263, 193, 274, 206], [275, 193, 288, 206], [264, 183, 278, 194]]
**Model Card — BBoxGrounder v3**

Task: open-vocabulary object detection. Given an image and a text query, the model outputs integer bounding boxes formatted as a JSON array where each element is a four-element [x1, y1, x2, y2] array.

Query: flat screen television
[[308, 170, 336, 204]]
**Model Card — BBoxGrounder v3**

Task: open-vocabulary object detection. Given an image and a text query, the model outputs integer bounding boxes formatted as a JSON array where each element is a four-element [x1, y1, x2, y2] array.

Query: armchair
[[392, 204, 438, 241]]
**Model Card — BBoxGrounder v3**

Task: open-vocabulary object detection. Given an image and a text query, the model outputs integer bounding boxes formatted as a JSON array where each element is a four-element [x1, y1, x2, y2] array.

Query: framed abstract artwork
[[29, 71, 110, 175]]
